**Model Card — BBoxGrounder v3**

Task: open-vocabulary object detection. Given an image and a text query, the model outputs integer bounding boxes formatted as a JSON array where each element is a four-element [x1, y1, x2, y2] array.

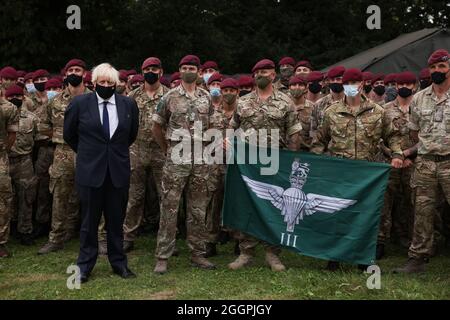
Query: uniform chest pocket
[[266, 108, 284, 120], [19, 120, 34, 134], [360, 115, 382, 137], [240, 106, 256, 119], [169, 105, 189, 129], [331, 116, 351, 138], [420, 109, 434, 132], [444, 110, 450, 132]]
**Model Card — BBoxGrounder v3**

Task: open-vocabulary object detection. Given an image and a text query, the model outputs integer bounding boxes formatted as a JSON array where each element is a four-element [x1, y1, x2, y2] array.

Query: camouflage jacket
[[0, 98, 19, 154], [9, 106, 39, 157], [310, 94, 344, 137], [153, 84, 213, 142], [408, 85, 450, 156], [273, 79, 290, 94], [29, 93, 51, 141], [45, 87, 91, 144], [382, 99, 415, 153], [290, 97, 314, 151], [128, 84, 169, 148], [230, 89, 302, 149], [310, 96, 402, 161]]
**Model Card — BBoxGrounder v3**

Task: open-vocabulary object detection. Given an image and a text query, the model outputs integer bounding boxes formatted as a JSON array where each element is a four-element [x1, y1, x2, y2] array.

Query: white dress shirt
[[96, 93, 119, 138]]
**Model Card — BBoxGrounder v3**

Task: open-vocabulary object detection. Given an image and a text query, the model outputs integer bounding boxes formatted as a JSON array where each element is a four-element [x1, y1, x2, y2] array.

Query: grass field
[[0, 235, 449, 300]]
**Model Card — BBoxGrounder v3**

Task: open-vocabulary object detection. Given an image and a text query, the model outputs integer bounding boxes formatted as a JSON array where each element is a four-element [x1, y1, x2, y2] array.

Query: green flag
[[222, 142, 391, 265]]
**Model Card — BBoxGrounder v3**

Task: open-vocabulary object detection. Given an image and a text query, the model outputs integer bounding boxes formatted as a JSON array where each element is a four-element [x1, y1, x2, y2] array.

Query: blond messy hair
[[92, 63, 120, 84]]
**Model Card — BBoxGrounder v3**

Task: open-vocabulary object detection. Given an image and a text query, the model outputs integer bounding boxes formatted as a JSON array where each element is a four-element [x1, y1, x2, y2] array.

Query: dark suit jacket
[[63, 92, 139, 188]]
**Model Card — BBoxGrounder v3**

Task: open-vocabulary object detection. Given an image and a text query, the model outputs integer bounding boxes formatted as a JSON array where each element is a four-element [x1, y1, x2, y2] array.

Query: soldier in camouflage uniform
[[311, 68, 404, 271], [228, 59, 302, 272], [310, 66, 346, 140], [0, 67, 19, 96], [288, 76, 314, 151], [121, 57, 169, 252], [38, 59, 90, 254], [153, 55, 216, 274], [0, 92, 19, 258], [305, 71, 324, 104], [394, 50, 450, 273], [5, 85, 39, 245], [377, 72, 418, 259], [29, 70, 55, 238], [205, 78, 238, 257], [274, 57, 296, 93]]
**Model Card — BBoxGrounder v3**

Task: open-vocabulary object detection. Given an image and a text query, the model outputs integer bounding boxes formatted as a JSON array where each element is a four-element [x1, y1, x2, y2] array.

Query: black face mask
[[373, 85, 385, 96], [239, 90, 251, 97], [34, 82, 46, 92], [144, 72, 159, 85], [397, 87, 413, 98], [95, 84, 116, 100], [431, 71, 448, 85], [420, 79, 431, 90], [308, 82, 322, 94], [66, 74, 83, 87], [9, 98, 23, 107], [363, 85, 372, 94], [329, 83, 344, 94], [63, 77, 69, 87]]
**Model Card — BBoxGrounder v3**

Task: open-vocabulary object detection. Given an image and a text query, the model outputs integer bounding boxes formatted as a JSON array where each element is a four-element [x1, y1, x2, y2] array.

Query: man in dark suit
[[64, 63, 139, 283]]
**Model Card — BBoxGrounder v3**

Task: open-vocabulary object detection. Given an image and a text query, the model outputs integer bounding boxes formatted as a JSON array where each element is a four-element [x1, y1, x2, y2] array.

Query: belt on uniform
[[421, 154, 450, 162]]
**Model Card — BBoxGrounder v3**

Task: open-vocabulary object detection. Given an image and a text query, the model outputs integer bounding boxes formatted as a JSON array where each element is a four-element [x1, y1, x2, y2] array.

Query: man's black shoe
[[80, 272, 90, 283], [113, 267, 136, 279]]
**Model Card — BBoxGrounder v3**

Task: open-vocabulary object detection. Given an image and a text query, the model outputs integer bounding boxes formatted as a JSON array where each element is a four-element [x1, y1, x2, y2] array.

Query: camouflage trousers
[[48, 144, 79, 245], [0, 152, 13, 245], [122, 143, 164, 242], [34, 143, 54, 224], [205, 164, 225, 244], [408, 156, 450, 259], [378, 166, 414, 244], [238, 233, 281, 257], [9, 154, 37, 235], [155, 155, 212, 259]]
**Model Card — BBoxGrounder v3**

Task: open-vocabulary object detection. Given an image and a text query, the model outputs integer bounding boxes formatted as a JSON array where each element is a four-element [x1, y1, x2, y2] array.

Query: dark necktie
[[102, 101, 110, 139]]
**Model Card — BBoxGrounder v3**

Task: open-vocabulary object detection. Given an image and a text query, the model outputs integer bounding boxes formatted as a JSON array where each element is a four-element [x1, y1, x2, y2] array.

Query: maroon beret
[[179, 55, 201, 67], [0, 67, 18, 80], [396, 71, 417, 85], [289, 76, 307, 86], [33, 69, 50, 81], [160, 76, 170, 88], [24, 72, 34, 82], [5, 84, 24, 98], [327, 66, 346, 79], [130, 74, 144, 85], [342, 68, 363, 84], [384, 73, 397, 85], [295, 60, 312, 70], [45, 78, 63, 90], [252, 59, 275, 73], [278, 57, 296, 67], [207, 73, 223, 86], [202, 61, 219, 70], [127, 69, 137, 76], [238, 75, 254, 88], [119, 71, 128, 82], [83, 71, 92, 83], [170, 72, 181, 83], [220, 78, 239, 89], [419, 68, 431, 80], [142, 57, 162, 70], [428, 49, 450, 66], [371, 73, 385, 83], [306, 71, 324, 83], [362, 71, 374, 81], [17, 71, 26, 78], [65, 59, 86, 70]]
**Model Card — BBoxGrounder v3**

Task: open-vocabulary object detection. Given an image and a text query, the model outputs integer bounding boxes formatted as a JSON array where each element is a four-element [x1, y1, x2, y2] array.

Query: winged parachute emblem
[[242, 158, 357, 233]]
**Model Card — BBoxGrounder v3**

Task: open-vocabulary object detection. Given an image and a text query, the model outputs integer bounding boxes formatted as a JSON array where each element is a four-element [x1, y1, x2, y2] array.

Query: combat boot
[[204, 242, 217, 258], [393, 258, 426, 274], [123, 240, 134, 253], [64, 232, 77, 242], [191, 256, 216, 270], [228, 254, 253, 270], [20, 233, 35, 246], [37, 242, 64, 255], [172, 247, 179, 257], [325, 260, 340, 271], [265, 252, 286, 272], [0, 244, 10, 258], [98, 240, 108, 256], [154, 259, 168, 274]]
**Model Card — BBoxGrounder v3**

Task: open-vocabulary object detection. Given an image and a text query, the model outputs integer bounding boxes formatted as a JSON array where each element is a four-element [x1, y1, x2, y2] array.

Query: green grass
[[0, 235, 449, 300]]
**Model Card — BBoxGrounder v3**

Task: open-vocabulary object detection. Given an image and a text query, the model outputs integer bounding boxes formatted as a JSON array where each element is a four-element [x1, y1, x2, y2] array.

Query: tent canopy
[[324, 28, 450, 74]]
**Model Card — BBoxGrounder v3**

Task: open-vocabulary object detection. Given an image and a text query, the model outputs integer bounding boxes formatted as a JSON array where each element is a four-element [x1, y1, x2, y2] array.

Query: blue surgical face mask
[[210, 87, 221, 97], [343, 84, 360, 97], [203, 73, 213, 84], [47, 90, 58, 100], [26, 83, 36, 93]]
